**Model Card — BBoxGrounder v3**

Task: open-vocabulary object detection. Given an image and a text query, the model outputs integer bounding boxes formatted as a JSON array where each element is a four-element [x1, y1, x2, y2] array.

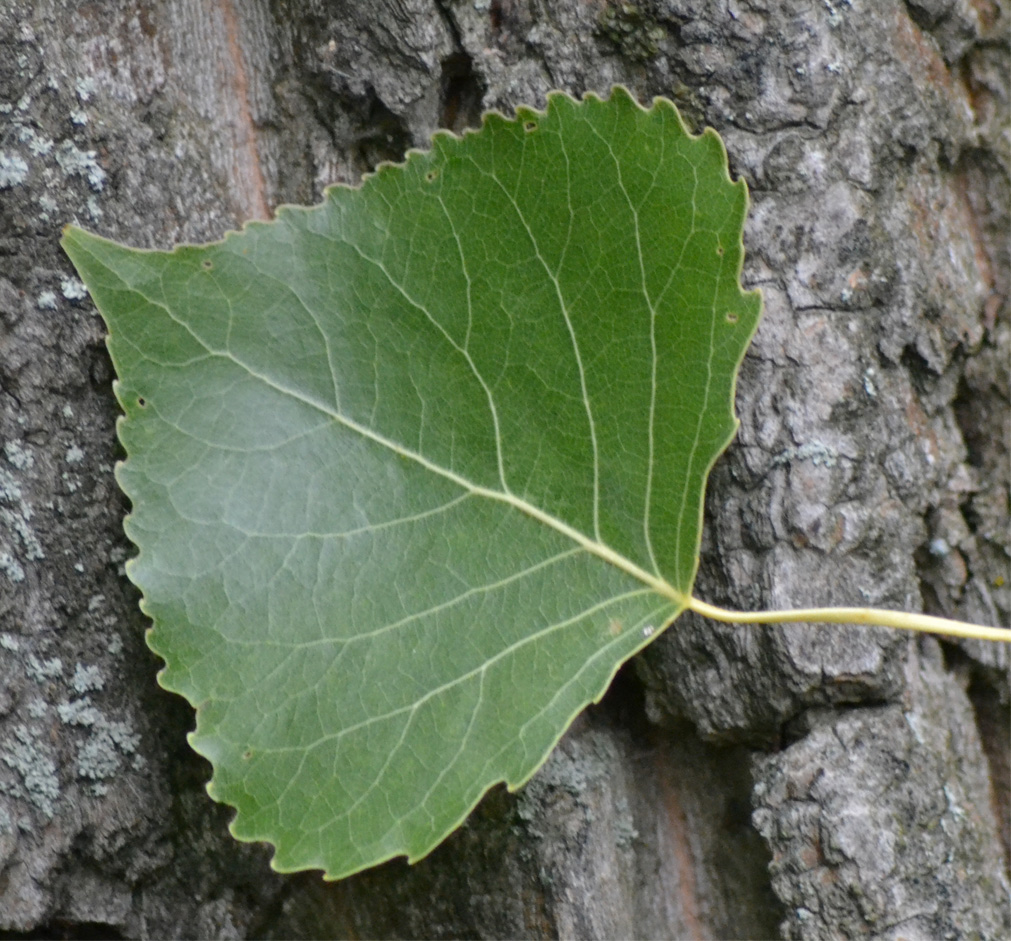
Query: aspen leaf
[[62, 87, 761, 879]]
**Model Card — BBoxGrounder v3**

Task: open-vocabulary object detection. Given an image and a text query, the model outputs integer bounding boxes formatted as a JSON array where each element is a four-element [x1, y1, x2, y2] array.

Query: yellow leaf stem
[[687, 597, 1011, 643]]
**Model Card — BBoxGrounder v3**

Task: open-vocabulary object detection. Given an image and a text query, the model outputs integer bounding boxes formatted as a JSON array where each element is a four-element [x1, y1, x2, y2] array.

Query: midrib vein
[[117, 271, 681, 605], [237, 356, 684, 605]]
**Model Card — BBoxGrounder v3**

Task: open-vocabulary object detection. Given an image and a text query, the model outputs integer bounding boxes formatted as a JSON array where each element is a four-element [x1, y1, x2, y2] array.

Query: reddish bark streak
[[218, 0, 269, 220], [953, 169, 1002, 331], [891, 6, 957, 95], [657, 757, 704, 941]]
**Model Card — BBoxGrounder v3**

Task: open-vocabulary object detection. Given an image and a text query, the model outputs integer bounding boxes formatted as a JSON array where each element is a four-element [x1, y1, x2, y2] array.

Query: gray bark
[[1, 0, 1008, 937]]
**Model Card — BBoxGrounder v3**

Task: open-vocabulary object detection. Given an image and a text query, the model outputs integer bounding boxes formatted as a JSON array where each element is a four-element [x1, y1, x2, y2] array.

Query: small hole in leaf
[[136, 397, 147, 407], [202, 259, 213, 270], [524, 121, 537, 132], [716, 246, 724, 256], [725, 311, 738, 323], [426, 170, 438, 182], [243, 750, 253, 760]]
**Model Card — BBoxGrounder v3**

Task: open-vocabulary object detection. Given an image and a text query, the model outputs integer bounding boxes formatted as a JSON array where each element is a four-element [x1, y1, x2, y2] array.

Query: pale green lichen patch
[[71, 663, 104, 694], [0, 152, 28, 188], [17, 125, 54, 157], [77, 737, 121, 781], [74, 76, 96, 101], [58, 688, 140, 785], [0, 552, 25, 583], [4, 441, 34, 471], [771, 441, 839, 469], [60, 277, 88, 301], [57, 698, 101, 727], [25, 656, 62, 682], [0, 465, 45, 575], [37, 193, 58, 221], [54, 140, 106, 191], [0, 725, 59, 818]]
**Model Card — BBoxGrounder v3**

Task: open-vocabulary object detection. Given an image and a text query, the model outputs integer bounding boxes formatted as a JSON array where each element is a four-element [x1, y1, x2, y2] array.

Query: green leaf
[[62, 87, 761, 879]]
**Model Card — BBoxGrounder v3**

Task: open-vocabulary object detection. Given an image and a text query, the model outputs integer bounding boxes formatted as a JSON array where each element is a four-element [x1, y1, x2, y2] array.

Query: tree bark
[[1, 1, 1007, 938]]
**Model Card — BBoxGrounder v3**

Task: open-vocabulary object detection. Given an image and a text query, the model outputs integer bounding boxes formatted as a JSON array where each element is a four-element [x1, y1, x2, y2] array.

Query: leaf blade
[[62, 86, 760, 879]]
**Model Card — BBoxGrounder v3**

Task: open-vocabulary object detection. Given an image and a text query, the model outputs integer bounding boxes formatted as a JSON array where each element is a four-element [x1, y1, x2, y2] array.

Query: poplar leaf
[[62, 87, 760, 879]]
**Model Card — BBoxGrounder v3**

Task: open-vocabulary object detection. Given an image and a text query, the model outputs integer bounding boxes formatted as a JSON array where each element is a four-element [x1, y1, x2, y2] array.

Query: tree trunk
[[1, 1, 1007, 937]]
